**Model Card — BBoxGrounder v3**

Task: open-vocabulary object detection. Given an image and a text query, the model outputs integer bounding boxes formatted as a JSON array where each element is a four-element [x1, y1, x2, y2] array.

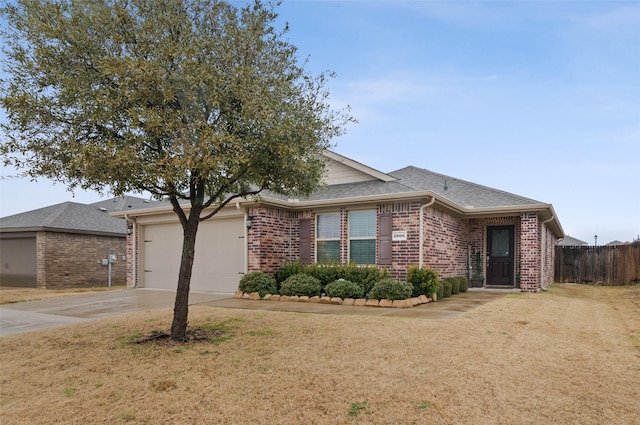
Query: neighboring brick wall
[[422, 206, 469, 279], [37, 231, 126, 288], [520, 214, 540, 292]]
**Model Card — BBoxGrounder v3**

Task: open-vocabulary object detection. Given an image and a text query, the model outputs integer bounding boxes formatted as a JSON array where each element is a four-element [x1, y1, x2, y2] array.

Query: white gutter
[[419, 196, 436, 268], [123, 213, 137, 288], [540, 214, 555, 291]]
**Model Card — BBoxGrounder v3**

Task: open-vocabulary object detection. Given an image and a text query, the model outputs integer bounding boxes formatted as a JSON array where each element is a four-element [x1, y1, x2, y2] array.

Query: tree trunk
[[170, 216, 200, 341]]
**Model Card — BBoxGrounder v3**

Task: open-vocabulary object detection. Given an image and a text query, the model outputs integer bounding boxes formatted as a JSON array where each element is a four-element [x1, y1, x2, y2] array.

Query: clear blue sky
[[1, 1, 639, 244]]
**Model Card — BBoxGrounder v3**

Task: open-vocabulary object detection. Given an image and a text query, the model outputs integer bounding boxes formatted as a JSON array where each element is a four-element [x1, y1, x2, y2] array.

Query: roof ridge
[[41, 202, 72, 227]]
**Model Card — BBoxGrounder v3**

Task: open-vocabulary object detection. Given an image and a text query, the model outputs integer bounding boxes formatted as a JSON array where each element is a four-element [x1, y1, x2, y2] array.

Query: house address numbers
[[392, 231, 407, 241]]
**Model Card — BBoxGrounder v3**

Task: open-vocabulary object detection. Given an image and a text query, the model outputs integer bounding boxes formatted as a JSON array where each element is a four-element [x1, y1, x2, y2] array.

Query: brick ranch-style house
[[0, 196, 149, 288], [115, 151, 564, 294]]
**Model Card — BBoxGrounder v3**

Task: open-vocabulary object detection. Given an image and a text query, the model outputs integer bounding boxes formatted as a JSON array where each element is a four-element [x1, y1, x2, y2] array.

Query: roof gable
[[322, 151, 396, 185]]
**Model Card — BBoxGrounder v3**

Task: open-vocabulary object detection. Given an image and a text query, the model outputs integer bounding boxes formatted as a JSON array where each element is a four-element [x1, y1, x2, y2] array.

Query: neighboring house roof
[[90, 195, 154, 212], [604, 240, 625, 246], [558, 235, 589, 246], [0, 201, 127, 236]]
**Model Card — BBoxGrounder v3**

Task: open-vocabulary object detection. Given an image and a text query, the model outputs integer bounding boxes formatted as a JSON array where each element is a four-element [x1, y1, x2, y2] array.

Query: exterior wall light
[[246, 216, 254, 229]]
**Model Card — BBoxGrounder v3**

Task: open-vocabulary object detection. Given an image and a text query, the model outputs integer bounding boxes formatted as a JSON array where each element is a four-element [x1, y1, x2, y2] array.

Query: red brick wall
[[125, 221, 136, 287], [247, 207, 313, 276], [38, 231, 126, 288], [541, 223, 556, 288], [422, 206, 469, 279], [379, 202, 421, 280], [243, 203, 546, 292], [520, 214, 540, 292]]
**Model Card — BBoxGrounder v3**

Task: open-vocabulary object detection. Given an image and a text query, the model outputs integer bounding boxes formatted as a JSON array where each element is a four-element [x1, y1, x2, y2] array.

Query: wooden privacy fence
[[555, 244, 640, 285]]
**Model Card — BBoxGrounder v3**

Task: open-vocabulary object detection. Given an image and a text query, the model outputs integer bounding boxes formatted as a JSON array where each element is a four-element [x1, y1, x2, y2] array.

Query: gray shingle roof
[[90, 195, 154, 212], [0, 201, 126, 235], [389, 166, 542, 208], [558, 235, 589, 246]]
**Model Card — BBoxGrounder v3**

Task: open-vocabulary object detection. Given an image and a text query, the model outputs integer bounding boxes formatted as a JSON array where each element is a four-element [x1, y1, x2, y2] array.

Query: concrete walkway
[[0, 288, 511, 336]]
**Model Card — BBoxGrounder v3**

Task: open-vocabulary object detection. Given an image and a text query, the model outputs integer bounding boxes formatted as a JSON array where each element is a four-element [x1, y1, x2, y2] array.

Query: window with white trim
[[349, 210, 376, 264], [316, 212, 340, 262]]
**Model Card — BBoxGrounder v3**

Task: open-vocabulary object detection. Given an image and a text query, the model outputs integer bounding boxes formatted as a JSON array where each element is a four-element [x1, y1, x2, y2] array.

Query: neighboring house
[[0, 196, 148, 288], [114, 151, 564, 294], [558, 235, 589, 247], [604, 240, 625, 246]]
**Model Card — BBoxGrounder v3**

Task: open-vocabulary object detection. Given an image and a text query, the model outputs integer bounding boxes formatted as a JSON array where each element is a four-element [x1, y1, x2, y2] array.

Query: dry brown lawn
[[1, 284, 639, 424]]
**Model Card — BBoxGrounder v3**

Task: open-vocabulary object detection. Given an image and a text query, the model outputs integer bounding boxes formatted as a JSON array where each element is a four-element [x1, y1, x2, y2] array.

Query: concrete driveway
[[0, 288, 510, 336], [0, 289, 229, 336]]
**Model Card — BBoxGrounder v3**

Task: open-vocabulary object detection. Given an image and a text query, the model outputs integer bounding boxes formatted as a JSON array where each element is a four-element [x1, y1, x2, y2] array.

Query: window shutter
[[299, 218, 311, 263], [378, 213, 392, 265]]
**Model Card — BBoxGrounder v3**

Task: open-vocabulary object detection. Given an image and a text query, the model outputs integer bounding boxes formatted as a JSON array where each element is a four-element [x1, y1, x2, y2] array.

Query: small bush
[[445, 277, 460, 295], [457, 276, 469, 293], [238, 272, 276, 297], [274, 262, 389, 295], [325, 279, 364, 299], [407, 266, 439, 297], [275, 262, 305, 289], [442, 280, 452, 298], [367, 278, 413, 300], [279, 273, 322, 297], [343, 263, 390, 295], [436, 282, 444, 301]]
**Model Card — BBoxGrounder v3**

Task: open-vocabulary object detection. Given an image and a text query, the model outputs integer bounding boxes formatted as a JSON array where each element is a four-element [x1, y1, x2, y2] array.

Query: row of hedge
[[239, 263, 469, 302]]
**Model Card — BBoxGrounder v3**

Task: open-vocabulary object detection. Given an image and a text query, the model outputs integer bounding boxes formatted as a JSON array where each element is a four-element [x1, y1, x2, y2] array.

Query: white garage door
[[143, 216, 245, 293]]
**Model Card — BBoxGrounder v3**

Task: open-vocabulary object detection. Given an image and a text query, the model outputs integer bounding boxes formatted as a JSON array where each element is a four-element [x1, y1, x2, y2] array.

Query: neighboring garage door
[[143, 216, 245, 293], [0, 237, 37, 287]]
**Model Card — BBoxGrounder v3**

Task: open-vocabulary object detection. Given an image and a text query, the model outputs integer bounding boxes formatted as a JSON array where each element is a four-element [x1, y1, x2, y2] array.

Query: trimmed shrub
[[445, 277, 460, 295], [274, 262, 389, 295], [279, 273, 322, 297], [274, 262, 305, 289], [457, 276, 469, 293], [407, 265, 439, 297], [367, 278, 413, 301], [325, 279, 364, 299], [343, 263, 390, 295], [238, 272, 276, 297], [442, 280, 452, 298], [436, 282, 444, 301]]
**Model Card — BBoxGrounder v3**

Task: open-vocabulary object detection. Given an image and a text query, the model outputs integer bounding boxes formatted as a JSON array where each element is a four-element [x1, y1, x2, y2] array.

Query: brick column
[[520, 214, 540, 292]]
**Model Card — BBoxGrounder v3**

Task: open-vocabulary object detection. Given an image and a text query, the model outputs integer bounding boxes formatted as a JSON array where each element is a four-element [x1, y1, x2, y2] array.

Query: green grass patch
[[348, 401, 369, 418]]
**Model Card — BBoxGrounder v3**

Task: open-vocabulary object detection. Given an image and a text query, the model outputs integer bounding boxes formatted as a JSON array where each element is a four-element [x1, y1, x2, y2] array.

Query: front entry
[[486, 225, 514, 286]]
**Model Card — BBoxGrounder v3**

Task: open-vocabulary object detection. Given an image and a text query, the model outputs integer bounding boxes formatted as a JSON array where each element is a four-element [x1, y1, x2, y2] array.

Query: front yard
[[1, 284, 638, 424]]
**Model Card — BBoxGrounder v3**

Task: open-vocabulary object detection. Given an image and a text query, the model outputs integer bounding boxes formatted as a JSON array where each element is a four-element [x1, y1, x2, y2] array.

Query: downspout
[[540, 214, 555, 291], [236, 202, 248, 275], [123, 213, 136, 288], [419, 196, 436, 269]]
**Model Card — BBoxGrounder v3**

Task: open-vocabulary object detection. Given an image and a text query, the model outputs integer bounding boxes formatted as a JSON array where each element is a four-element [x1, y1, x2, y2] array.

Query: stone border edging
[[234, 291, 437, 308]]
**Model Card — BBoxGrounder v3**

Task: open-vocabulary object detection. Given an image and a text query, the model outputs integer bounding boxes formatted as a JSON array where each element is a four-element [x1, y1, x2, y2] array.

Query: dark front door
[[487, 225, 514, 286]]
